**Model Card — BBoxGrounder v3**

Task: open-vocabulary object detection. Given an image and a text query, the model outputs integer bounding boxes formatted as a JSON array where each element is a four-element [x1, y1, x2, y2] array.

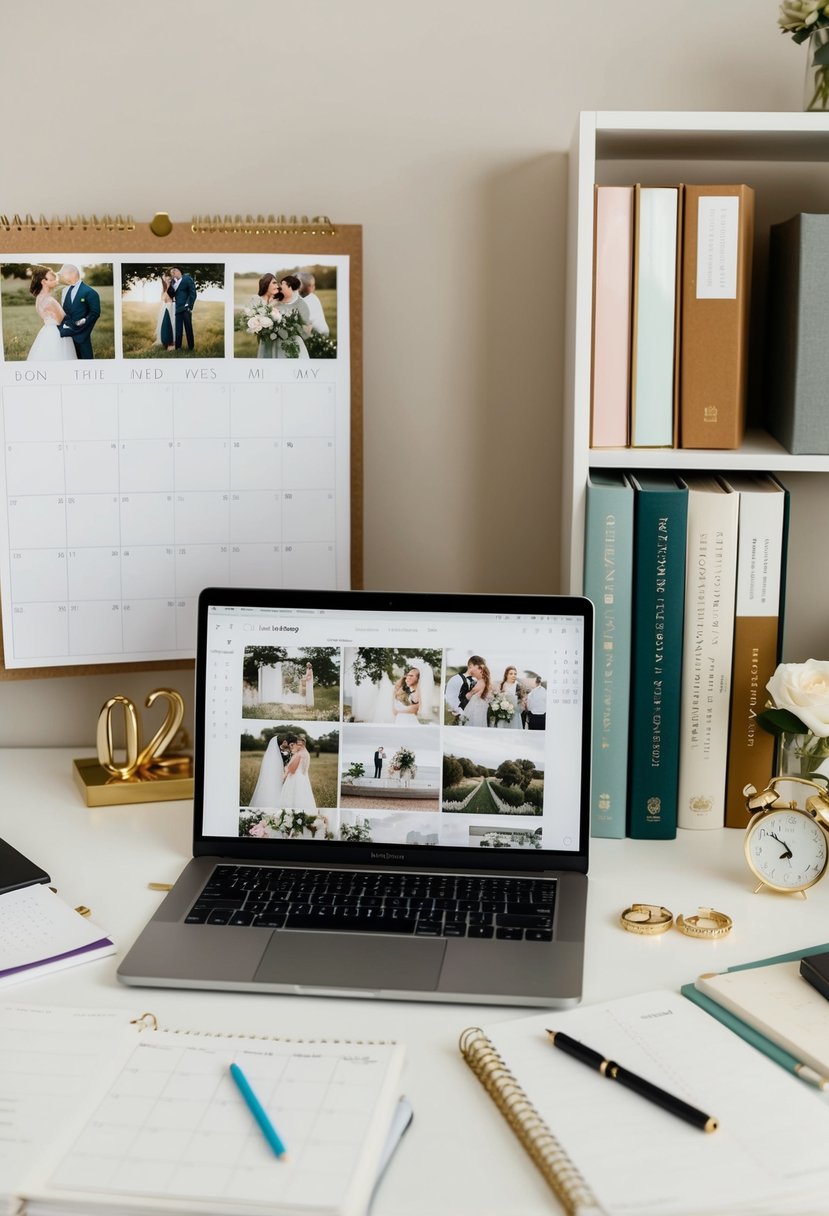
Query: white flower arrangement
[[779, 1, 829, 39], [389, 746, 416, 775], [240, 299, 283, 342], [779, 2, 829, 109], [488, 694, 515, 725], [757, 659, 829, 778], [237, 300, 307, 355], [760, 659, 829, 738]]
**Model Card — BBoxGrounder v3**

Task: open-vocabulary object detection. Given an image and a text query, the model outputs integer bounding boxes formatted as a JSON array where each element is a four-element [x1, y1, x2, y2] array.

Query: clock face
[[745, 809, 829, 893]]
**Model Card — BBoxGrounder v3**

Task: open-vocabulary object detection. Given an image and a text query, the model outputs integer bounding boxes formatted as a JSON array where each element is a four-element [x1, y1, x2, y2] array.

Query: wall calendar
[[0, 214, 362, 676]]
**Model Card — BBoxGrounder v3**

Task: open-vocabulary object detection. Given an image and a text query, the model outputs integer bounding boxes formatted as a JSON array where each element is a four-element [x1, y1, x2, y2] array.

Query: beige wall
[[0, 1, 801, 744]]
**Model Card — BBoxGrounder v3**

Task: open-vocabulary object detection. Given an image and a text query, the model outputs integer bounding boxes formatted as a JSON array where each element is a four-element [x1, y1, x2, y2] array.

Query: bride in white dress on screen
[[258, 661, 306, 706], [26, 267, 77, 362], [279, 738, 316, 811], [302, 663, 314, 708], [392, 668, 423, 725], [462, 658, 492, 729], [248, 735, 285, 808]]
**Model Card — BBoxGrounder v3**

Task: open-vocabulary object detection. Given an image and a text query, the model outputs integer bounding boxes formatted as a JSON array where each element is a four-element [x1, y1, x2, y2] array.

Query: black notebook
[[0, 838, 49, 895]]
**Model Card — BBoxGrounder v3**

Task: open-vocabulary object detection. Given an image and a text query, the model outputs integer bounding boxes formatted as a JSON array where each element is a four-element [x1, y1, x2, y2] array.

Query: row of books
[[590, 182, 754, 451], [584, 469, 789, 838]]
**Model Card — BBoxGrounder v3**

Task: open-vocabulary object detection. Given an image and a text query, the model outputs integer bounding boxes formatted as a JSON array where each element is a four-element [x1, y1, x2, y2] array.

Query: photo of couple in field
[[234, 261, 337, 359], [121, 263, 225, 359], [0, 260, 114, 361], [238, 722, 339, 837]]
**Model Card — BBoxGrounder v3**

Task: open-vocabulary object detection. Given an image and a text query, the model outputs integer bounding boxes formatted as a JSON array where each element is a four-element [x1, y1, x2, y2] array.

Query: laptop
[[118, 587, 593, 1007]]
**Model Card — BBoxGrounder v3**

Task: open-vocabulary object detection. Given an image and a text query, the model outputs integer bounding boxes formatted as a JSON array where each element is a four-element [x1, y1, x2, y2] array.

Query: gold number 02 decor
[[73, 689, 194, 806]]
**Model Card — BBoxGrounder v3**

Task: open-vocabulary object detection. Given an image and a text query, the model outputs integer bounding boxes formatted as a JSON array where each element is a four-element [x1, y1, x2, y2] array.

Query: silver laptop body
[[118, 588, 592, 1007]]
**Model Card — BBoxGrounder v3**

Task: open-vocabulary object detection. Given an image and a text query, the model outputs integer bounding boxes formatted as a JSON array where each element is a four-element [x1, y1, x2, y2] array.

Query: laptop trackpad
[[254, 931, 446, 992]]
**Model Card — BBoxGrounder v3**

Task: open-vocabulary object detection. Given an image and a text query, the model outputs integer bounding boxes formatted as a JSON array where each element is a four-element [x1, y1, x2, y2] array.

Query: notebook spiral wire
[[459, 1027, 604, 1216]]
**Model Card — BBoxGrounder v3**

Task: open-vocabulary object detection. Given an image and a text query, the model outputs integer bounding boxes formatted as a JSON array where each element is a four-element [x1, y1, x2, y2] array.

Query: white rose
[[260, 316, 273, 329], [248, 317, 263, 333], [767, 659, 829, 736]]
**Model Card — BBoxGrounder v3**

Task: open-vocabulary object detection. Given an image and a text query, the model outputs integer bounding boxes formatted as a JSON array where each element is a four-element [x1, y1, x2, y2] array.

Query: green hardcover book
[[583, 472, 634, 838], [627, 472, 688, 839]]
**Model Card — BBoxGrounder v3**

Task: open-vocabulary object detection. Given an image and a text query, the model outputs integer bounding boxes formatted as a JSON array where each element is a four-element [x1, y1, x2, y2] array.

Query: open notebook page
[[19, 1029, 405, 1216], [479, 989, 829, 1216], [0, 885, 114, 985], [0, 1004, 134, 1209]]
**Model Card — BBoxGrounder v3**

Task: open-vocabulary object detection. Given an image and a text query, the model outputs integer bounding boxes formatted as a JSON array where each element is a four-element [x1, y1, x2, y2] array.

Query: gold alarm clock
[[742, 777, 829, 897]]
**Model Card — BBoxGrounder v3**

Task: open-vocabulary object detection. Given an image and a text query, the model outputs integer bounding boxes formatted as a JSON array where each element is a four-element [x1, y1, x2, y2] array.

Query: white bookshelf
[[562, 111, 829, 659]]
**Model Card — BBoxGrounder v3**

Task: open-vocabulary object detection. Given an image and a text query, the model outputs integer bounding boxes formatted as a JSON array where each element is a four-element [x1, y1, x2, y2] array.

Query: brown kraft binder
[[679, 184, 754, 450]]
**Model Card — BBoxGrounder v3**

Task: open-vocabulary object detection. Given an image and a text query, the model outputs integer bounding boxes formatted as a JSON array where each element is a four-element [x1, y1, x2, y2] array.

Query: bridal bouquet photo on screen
[[443, 647, 549, 730]]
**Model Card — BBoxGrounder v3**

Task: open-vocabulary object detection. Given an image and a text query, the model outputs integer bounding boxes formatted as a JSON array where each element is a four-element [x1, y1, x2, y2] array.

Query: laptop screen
[[194, 589, 592, 870]]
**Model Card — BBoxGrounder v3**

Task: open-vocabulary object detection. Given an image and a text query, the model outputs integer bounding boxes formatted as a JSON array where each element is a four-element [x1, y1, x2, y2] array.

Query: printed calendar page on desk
[[0, 250, 352, 669]]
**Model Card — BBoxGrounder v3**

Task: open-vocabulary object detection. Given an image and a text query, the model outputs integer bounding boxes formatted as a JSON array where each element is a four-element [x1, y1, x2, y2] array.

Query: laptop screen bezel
[[192, 587, 593, 873]]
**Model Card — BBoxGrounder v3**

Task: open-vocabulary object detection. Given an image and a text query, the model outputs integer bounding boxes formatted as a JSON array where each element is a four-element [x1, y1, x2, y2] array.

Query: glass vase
[[804, 27, 829, 111], [779, 731, 829, 779]]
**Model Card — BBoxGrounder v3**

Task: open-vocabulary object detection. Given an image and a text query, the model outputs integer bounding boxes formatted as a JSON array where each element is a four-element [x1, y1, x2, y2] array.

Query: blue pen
[[229, 1062, 288, 1159]]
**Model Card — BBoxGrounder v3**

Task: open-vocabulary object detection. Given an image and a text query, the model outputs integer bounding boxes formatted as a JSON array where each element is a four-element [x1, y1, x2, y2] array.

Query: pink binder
[[590, 185, 633, 448]]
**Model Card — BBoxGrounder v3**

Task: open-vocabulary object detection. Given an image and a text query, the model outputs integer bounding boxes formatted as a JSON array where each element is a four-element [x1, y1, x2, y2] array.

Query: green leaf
[[755, 707, 808, 736], [813, 43, 829, 64]]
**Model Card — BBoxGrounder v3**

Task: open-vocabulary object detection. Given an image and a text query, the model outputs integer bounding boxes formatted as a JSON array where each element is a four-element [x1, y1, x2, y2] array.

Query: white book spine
[[677, 480, 740, 829], [630, 186, 679, 447]]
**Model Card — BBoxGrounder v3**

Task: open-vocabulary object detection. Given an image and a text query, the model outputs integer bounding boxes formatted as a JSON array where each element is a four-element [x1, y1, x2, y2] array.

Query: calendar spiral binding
[[458, 1026, 602, 1216], [0, 213, 336, 237], [131, 1011, 394, 1044], [190, 214, 337, 237], [0, 213, 136, 233]]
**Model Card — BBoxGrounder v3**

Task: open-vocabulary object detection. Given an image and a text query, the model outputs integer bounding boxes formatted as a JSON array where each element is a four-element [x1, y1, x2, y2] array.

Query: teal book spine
[[627, 473, 688, 839], [583, 472, 634, 838]]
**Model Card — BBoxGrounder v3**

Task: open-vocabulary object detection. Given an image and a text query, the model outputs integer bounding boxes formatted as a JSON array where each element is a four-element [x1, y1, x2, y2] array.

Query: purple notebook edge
[[0, 937, 115, 980]]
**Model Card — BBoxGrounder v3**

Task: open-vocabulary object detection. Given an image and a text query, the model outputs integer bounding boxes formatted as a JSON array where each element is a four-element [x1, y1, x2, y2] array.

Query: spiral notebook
[[460, 989, 829, 1215], [0, 212, 362, 677], [3, 1002, 405, 1216]]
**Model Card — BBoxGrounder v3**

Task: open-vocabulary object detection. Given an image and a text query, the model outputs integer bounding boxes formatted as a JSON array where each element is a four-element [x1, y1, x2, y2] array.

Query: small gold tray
[[72, 756, 194, 807]]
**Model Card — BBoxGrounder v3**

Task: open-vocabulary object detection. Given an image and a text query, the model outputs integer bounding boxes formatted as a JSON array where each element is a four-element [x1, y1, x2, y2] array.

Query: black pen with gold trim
[[546, 1030, 719, 1133]]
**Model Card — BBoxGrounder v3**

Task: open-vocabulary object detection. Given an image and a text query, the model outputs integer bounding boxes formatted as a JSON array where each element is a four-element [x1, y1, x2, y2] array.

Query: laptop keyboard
[[184, 866, 556, 942]]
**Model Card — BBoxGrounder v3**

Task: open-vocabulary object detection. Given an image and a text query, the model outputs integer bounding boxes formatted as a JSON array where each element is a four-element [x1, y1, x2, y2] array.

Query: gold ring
[[675, 907, 733, 939], [619, 904, 673, 935]]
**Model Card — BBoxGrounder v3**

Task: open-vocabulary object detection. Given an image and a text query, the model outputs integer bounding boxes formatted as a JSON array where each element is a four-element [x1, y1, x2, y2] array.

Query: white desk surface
[[4, 747, 829, 1216]]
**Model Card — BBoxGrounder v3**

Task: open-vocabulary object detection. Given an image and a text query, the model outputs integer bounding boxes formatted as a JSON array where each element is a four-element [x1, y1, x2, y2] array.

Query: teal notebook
[[681, 941, 829, 1087], [583, 472, 634, 838]]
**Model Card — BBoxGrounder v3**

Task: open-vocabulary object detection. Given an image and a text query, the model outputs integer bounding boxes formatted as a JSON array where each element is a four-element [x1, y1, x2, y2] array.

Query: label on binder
[[696, 196, 739, 299]]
